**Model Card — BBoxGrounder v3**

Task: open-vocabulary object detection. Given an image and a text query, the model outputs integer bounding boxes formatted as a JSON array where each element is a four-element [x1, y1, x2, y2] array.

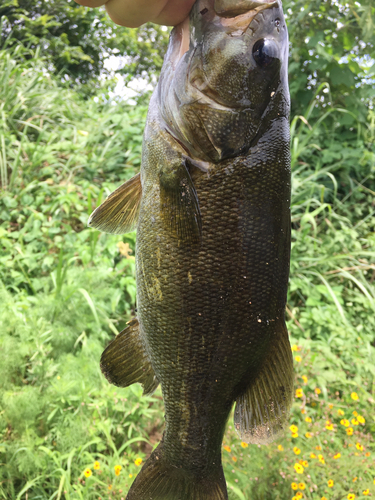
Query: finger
[[74, 0, 109, 6], [105, 0, 195, 27], [153, 0, 195, 26], [104, 0, 167, 27]]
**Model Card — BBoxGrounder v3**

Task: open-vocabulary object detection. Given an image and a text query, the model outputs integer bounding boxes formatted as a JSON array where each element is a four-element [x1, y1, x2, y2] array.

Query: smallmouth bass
[[89, 0, 293, 498]]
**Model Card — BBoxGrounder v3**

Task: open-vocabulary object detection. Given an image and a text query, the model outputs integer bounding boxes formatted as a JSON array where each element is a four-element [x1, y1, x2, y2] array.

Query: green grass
[[0, 40, 374, 500]]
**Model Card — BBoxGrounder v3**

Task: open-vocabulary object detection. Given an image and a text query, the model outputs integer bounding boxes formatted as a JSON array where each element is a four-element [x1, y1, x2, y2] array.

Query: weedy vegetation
[[0, 0, 374, 499]]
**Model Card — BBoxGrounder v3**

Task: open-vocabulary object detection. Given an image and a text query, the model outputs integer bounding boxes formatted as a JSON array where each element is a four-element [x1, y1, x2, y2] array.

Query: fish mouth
[[214, 0, 278, 18], [215, 0, 279, 32], [171, 0, 280, 66]]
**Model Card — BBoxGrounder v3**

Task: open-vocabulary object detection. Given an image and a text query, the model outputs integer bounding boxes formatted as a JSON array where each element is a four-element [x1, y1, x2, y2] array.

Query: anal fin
[[100, 318, 159, 395], [88, 173, 142, 234], [234, 322, 294, 444]]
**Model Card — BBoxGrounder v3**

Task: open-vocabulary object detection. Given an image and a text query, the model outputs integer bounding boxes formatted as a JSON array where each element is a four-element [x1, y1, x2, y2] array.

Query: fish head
[[159, 0, 289, 162], [192, 0, 288, 106]]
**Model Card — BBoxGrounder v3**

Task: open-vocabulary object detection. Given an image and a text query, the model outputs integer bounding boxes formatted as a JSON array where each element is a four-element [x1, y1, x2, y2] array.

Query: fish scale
[[135, 121, 290, 463], [89, 0, 293, 498]]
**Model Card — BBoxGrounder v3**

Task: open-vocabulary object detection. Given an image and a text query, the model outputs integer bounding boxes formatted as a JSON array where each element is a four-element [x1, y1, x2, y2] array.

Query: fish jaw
[[214, 0, 278, 18]]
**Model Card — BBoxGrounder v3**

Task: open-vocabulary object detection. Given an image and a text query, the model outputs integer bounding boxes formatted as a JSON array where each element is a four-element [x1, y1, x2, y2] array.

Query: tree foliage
[[0, 0, 169, 86], [285, 0, 375, 121]]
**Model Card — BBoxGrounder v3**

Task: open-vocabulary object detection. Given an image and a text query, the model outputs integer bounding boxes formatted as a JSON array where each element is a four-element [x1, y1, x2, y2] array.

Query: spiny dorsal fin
[[234, 321, 294, 444], [88, 173, 142, 234], [100, 318, 159, 396]]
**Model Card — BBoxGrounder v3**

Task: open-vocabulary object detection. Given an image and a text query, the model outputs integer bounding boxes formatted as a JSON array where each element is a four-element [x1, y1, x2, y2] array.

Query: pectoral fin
[[234, 322, 294, 444], [100, 318, 159, 395], [88, 173, 142, 234], [159, 156, 202, 244]]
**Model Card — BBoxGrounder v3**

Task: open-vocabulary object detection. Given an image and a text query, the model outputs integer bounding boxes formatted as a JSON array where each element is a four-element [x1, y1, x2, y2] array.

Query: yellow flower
[[292, 497, 298, 500], [325, 422, 334, 431], [290, 425, 298, 434], [315, 445, 322, 450], [241, 442, 248, 448], [108, 484, 112, 491], [363, 489, 370, 496], [347, 495, 355, 500], [291, 482, 298, 490], [278, 444, 284, 451], [318, 454, 325, 464], [293, 447, 301, 455], [310, 453, 316, 459], [129, 474, 133, 478], [351, 418, 359, 426], [305, 432, 312, 438], [328, 479, 334, 487], [84, 468, 92, 478], [231, 456, 237, 462], [296, 493, 303, 500], [365, 451, 370, 457], [305, 417, 312, 423], [321, 497, 328, 500], [301, 408, 306, 414], [315, 388, 321, 395], [301, 460, 309, 467], [357, 415, 365, 424], [337, 409, 345, 416], [356, 442, 364, 451], [352, 411, 358, 416], [114, 465, 122, 476], [353, 477, 358, 482], [294, 463, 304, 474], [295, 356, 302, 363], [93, 461, 100, 470], [291, 344, 298, 352], [346, 427, 354, 436], [295, 388, 303, 398], [298, 482, 306, 490], [333, 452, 341, 459], [341, 419, 350, 427], [351, 392, 359, 401], [292, 433, 299, 438], [223, 445, 231, 452], [134, 458, 143, 467], [301, 375, 308, 384]]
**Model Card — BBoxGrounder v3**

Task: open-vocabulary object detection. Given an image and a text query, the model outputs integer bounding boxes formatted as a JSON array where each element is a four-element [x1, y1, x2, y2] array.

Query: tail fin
[[126, 440, 228, 500]]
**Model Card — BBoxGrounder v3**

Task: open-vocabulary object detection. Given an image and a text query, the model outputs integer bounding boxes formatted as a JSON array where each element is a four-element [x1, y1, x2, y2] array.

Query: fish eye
[[252, 39, 279, 68]]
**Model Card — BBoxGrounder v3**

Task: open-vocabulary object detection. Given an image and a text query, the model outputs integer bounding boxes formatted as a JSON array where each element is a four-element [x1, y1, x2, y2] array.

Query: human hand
[[73, 0, 195, 27]]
